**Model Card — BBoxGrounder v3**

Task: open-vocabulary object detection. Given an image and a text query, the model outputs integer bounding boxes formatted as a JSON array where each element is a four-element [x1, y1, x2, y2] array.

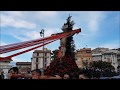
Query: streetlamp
[[40, 29, 45, 76]]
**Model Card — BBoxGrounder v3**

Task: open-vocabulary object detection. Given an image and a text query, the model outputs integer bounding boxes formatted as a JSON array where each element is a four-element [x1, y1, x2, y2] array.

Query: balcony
[[77, 54, 92, 57], [0, 65, 12, 69], [35, 62, 39, 64], [33, 56, 49, 58]]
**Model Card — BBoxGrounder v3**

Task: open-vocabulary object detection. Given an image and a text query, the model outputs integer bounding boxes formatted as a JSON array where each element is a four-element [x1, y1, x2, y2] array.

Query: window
[[82, 60, 88, 66], [44, 53, 47, 66], [44, 53, 46, 58], [86, 50, 91, 53], [36, 58, 38, 62], [36, 58, 38, 69], [44, 63, 47, 68], [37, 53, 39, 56]]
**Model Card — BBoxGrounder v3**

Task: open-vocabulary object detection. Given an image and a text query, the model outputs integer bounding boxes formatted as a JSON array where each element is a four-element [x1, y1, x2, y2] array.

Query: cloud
[[76, 40, 120, 50], [0, 46, 33, 62], [0, 54, 6, 57], [36, 11, 58, 22], [87, 12, 105, 32], [25, 31, 40, 40], [99, 40, 120, 49], [0, 42, 8, 46], [9, 30, 41, 41], [11, 48, 33, 62], [88, 19, 98, 32], [12, 57, 27, 62], [1, 14, 37, 29], [79, 33, 88, 37], [72, 11, 105, 33], [10, 28, 61, 42], [45, 28, 60, 37], [11, 34, 29, 41], [34, 11, 62, 28], [2, 11, 24, 18], [1, 11, 106, 42], [1, 11, 118, 63]]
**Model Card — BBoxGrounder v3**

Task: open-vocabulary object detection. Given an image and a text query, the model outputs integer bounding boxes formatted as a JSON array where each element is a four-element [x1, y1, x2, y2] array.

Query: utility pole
[[40, 29, 45, 76]]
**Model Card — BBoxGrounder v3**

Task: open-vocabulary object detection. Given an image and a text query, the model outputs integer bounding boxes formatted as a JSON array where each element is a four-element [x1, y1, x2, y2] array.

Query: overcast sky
[[0, 11, 119, 63]]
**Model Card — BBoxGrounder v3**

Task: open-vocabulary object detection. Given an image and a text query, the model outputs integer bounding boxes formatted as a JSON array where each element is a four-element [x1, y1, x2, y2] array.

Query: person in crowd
[[63, 73, 70, 79], [31, 69, 63, 79], [0, 71, 5, 79], [8, 67, 24, 79], [31, 69, 41, 79], [79, 70, 92, 79], [91, 71, 101, 79], [48, 73, 62, 79]]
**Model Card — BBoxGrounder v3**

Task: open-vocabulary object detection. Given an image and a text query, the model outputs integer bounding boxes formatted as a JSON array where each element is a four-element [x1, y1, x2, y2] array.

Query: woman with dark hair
[[8, 67, 24, 79], [31, 69, 41, 79]]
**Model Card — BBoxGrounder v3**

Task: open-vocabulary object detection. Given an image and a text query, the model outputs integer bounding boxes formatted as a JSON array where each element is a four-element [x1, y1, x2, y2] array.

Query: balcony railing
[[35, 62, 39, 64], [0, 65, 12, 69], [33, 56, 49, 58]]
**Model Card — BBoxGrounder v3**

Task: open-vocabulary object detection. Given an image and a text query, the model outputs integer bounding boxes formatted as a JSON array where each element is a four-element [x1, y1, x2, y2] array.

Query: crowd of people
[[0, 66, 119, 79], [0, 56, 118, 79], [0, 67, 68, 79], [0, 66, 102, 79]]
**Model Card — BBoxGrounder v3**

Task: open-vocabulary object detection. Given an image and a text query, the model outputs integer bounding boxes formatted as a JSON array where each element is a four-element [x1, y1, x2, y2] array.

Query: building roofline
[[92, 53, 102, 56], [16, 62, 31, 65], [0, 57, 13, 62]]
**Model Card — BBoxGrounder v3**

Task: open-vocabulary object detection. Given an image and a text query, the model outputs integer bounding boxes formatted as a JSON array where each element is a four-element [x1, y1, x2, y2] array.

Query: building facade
[[0, 58, 13, 74], [92, 47, 109, 62], [16, 62, 31, 74], [92, 47, 109, 54], [117, 51, 120, 73], [31, 48, 51, 70], [92, 48, 120, 72], [76, 48, 92, 68], [102, 49, 119, 72], [92, 53, 102, 61]]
